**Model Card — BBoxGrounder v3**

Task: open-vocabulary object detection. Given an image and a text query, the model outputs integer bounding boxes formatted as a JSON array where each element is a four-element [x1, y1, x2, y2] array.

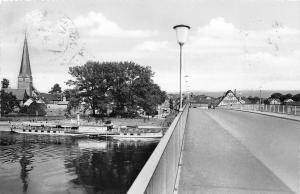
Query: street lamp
[[259, 86, 262, 111], [185, 75, 190, 101], [173, 24, 190, 111]]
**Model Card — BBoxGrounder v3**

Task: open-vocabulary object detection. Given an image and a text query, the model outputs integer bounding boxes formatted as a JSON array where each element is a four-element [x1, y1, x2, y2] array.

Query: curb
[[231, 109, 300, 122]]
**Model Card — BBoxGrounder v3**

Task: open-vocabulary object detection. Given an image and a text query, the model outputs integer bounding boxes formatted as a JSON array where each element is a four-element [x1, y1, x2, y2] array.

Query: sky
[[0, 0, 300, 93]]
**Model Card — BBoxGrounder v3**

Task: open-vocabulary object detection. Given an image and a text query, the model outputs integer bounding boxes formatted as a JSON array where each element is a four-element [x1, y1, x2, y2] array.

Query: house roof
[[24, 98, 34, 106], [284, 98, 294, 102], [39, 93, 61, 102], [216, 90, 242, 106], [3, 88, 28, 101]]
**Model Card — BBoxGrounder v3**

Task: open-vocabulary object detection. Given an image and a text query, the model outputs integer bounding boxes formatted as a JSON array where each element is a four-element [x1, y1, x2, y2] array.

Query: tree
[[0, 90, 19, 115], [67, 61, 117, 115], [247, 96, 260, 104], [67, 61, 167, 116], [49, 83, 62, 94], [270, 93, 283, 99], [1, 78, 9, 89], [292, 94, 300, 102], [281, 93, 293, 102], [64, 88, 82, 114]]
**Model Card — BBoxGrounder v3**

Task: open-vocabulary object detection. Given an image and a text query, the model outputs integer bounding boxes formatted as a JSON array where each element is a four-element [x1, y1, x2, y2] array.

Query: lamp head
[[173, 24, 191, 45]]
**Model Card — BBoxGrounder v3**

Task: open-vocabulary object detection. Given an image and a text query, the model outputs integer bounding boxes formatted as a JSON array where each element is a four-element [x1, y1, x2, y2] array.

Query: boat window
[[41, 130, 44, 133], [23, 129, 26, 132], [124, 133, 127, 135], [29, 130, 31, 132], [53, 131, 56, 133], [130, 133, 134, 135], [47, 131, 50, 133], [35, 130, 38, 132]]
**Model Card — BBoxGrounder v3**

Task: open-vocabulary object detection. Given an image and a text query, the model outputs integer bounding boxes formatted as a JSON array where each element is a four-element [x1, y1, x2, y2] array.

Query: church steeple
[[19, 33, 32, 77], [18, 34, 33, 96]]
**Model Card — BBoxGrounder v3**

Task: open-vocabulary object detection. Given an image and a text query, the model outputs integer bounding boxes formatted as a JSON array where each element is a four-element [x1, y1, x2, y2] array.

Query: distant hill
[[170, 90, 300, 98]]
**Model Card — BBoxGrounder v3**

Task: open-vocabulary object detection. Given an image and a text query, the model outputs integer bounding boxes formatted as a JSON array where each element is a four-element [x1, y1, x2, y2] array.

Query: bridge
[[127, 104, 299, 194]]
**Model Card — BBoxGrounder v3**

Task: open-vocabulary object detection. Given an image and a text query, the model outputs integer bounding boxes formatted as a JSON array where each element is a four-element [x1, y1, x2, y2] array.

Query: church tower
[[18, 34, 33, 97]]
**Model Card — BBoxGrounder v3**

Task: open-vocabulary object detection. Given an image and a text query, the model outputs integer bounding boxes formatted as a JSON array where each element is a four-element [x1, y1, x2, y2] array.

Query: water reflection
[[0, 131, 158, 194]]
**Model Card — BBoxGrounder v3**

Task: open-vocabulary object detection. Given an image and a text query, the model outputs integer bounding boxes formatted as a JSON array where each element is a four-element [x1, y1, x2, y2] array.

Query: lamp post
[[259, 86, 262, 111], [185, 75, 190, 102], [173, 24, 190, 111]]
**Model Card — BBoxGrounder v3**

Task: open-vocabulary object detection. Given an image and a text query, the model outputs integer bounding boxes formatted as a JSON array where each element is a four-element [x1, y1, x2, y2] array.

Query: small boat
[[9, 121, 84, 136]]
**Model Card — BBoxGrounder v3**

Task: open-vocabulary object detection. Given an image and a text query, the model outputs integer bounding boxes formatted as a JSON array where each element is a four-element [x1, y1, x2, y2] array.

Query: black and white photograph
[[0, 0, 300, 193]]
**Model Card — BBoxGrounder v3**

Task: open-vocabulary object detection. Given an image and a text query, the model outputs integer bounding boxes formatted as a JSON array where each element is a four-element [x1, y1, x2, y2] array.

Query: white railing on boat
[[127, 104, 189, 194]]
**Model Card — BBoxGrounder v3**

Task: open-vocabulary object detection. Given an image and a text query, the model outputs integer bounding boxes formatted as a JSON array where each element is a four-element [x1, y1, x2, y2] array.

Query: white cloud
[[133, 41, 169, 52], [74, 11, 157, 38], [187, 17, 300, 56], [180, 17, 300, 90]]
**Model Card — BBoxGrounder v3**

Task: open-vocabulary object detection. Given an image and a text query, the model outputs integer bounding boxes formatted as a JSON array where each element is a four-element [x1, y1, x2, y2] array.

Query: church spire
[[19, 33, 32, 77], [18, 33, 33, 97]]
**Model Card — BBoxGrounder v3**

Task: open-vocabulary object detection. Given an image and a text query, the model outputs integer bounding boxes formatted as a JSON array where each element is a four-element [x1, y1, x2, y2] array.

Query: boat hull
[[11, 128, 85, 136], [100, 132, 163, 139]]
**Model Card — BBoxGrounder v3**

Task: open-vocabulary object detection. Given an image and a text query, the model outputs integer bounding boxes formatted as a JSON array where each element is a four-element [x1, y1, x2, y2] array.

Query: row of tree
[[1, 61, 167, 117], [269, 93, 300, 102], [245, 93, 300, 104], [66, 61, 167, 117]]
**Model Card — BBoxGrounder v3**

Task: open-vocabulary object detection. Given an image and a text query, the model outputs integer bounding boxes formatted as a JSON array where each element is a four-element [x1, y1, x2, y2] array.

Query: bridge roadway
[[178, 108, 299, 194]]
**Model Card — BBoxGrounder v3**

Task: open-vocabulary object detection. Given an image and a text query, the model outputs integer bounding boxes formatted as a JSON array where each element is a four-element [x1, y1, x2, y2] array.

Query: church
[[4, 35, 33, 105], [3, 35, 68, 116]]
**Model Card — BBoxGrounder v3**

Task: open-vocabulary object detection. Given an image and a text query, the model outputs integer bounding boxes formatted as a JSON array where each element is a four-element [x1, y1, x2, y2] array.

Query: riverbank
[[0, 112, 177, 130]]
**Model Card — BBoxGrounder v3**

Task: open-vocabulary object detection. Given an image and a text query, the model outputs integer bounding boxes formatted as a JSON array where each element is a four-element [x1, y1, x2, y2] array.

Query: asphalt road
[[179, 108, 299, 194]]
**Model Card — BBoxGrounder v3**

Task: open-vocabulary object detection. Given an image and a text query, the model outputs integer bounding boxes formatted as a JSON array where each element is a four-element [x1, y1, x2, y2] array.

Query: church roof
[[19, 35, 32, 77], [3, 88, 28, 101]]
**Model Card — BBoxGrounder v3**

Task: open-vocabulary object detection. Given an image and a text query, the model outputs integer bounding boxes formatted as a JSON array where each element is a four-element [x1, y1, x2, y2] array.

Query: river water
[[0, 125, 158, 194]]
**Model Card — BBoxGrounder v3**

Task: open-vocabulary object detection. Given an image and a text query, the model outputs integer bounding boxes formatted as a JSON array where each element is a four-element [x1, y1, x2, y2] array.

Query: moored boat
[[98, 126, 164, 139], [100, 131, 163, 139], [9, 121, 83, 136], [9, 121, 164, 139]]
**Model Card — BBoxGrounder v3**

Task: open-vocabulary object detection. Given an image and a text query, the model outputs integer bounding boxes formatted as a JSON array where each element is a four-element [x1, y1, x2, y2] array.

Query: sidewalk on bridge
[[178, 109, 293, 194], [232, 109, 300, 122]]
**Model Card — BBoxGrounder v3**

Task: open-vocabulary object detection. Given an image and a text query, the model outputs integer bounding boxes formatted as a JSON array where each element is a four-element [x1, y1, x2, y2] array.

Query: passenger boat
[[9, 121, 164, 139], [98, 126, 164, 139], [9, 121, 84, 136], [100, 131, 163, 139]]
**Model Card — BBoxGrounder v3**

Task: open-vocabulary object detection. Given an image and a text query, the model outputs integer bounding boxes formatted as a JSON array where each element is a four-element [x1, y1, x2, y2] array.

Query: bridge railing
[[127, 104, 189, 194], [219, 104, 300, 116]]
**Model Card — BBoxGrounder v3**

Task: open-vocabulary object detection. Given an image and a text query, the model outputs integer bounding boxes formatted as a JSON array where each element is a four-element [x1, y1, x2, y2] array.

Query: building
[[18, 34, 33, 97], [0, 35, 33, 109], [283, 98, 294, 104], [216, 90, 242, 107], [3, 35, 33, 99], [3, 88, 29, 106], [268, 98, 281, 105]]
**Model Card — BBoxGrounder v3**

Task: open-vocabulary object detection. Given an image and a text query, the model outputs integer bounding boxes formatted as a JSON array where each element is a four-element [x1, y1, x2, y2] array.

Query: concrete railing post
[[295, 106, 297, 115]]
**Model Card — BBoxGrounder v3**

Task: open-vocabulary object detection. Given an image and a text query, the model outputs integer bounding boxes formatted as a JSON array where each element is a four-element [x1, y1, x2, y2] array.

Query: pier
[[127, 104, 299, 194]]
